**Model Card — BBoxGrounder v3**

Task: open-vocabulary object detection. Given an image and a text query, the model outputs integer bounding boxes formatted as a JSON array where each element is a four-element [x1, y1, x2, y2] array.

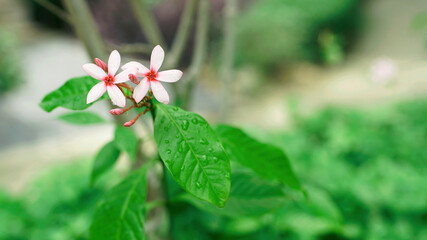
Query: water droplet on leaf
[[181, 120, 189, 130], [199, 138, 209, 145], [200, 155, 207, 163], [196, 182, 201, 188]]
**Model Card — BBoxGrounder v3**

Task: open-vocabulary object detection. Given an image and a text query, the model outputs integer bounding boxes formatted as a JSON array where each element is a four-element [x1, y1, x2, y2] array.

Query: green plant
[[37, 45, 302, 239], [3, 99, 427, 239]]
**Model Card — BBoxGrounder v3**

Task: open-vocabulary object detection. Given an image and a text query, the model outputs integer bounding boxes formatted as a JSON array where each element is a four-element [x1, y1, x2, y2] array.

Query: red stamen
[[146, 70, 158, 81], [103, 75, 115, 86]]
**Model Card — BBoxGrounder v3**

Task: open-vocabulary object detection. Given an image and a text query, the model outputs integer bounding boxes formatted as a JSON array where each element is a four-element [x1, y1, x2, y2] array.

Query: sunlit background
[[1, 0, 427, 239]]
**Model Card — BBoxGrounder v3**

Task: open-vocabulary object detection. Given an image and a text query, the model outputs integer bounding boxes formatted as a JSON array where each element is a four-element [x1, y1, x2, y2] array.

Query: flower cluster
[[82, 45, 182, 127]]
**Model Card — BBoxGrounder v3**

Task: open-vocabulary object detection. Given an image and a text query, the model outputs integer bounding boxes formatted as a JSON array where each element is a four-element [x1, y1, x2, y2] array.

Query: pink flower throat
[[146, 70, 158, 81], [103, 75, 115, 86]]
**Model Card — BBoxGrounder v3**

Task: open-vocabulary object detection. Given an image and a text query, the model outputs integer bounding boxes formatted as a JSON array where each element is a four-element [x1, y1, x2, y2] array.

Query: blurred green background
[[1, 99, 426, 239], [1, 0, 427, 239]]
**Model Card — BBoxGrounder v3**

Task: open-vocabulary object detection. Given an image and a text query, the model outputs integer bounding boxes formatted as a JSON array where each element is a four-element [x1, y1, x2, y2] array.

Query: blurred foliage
[[235, 0, 363, 71], [1, 99, 427, 239], [170, 99, 427, 240], [0, 30, 22, 95], [0, 160, 119, 240], [411, 11, 427, 50]]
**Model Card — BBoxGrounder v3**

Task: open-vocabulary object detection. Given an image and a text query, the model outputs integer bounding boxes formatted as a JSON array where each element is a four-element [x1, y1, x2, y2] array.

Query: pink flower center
[[103, 75, 115, 86], [146, 70, 158, 81]]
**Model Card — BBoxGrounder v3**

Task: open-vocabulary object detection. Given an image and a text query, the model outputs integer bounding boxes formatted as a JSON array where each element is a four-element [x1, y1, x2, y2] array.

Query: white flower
[[82, 50, 134, 107], [122, 45, 183, 104]]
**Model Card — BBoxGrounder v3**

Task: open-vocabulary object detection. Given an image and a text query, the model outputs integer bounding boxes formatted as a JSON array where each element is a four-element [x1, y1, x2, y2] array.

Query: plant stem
[[33, 0, 72, 24], [164, 0, 198, 69], [62, 0, 106, 60], [181, 0, 210, 109], [164, 0, 198, 104], [127, 0, 166, 47], [108, 42, 153, 54], [219, 0, 238, 121]]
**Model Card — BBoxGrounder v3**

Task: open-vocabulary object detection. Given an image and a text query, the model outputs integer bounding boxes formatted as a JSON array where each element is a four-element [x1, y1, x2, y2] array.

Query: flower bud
[[110, 108, 124, 115], [129, 74, 140, 85], [94, 58, 108, 72], [124, 120, 135, 127]]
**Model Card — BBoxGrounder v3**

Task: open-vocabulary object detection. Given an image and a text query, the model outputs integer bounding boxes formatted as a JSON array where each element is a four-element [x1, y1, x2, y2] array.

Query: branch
[[127, 0, 166, 47], [181, 0, 210, 109], [165, 0, 198, 68], [34, 0, 72, 24], [219, 0, 238, 121], [62, 0, 106, 59]]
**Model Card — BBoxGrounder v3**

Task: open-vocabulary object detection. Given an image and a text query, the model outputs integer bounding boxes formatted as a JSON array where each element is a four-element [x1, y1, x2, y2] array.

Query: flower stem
[[220, 0, 238, 121], [165, 0, 198, 69], [181, 0, 210, 109], [118, 83, 133, 92], [127, 0, 166, 47], [108, 42, 153, 55], [61, 0, 106, 59]]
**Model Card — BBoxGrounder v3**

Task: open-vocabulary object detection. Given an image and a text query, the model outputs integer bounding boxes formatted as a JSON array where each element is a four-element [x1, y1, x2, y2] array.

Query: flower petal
[[150, 45, 164, 72], [108, 50, 121, 76], [87, 82, 107, 104], [132, 78, 150, 103], [114, 69, 134, 84], [107, 85, 126, 107], [151, 80, 169, 104], [82, 63, 107, 80], [157, 70, 183, 83], [122, 61, 150, 76]]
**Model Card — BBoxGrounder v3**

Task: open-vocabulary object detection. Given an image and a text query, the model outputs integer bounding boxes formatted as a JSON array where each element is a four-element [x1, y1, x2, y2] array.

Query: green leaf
[[39, 76, 107, 112], [154, 103, 231, 207], [114, 126, 138, 161], [58, 111, 106, 125], [90, 141, 121, 185], [183, 169, 287, 217], [215, 124, 302, 191], [89, 165, 150, 240]]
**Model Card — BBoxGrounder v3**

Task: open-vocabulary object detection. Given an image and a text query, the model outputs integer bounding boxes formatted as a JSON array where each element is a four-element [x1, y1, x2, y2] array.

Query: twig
[[165, 0, 198, 68], [127, 0, 166, 47], [219, 0, 238, 121], [34, 0, 72, 24], [62, 0, 106, 59], [182, 0, 210, 109]]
